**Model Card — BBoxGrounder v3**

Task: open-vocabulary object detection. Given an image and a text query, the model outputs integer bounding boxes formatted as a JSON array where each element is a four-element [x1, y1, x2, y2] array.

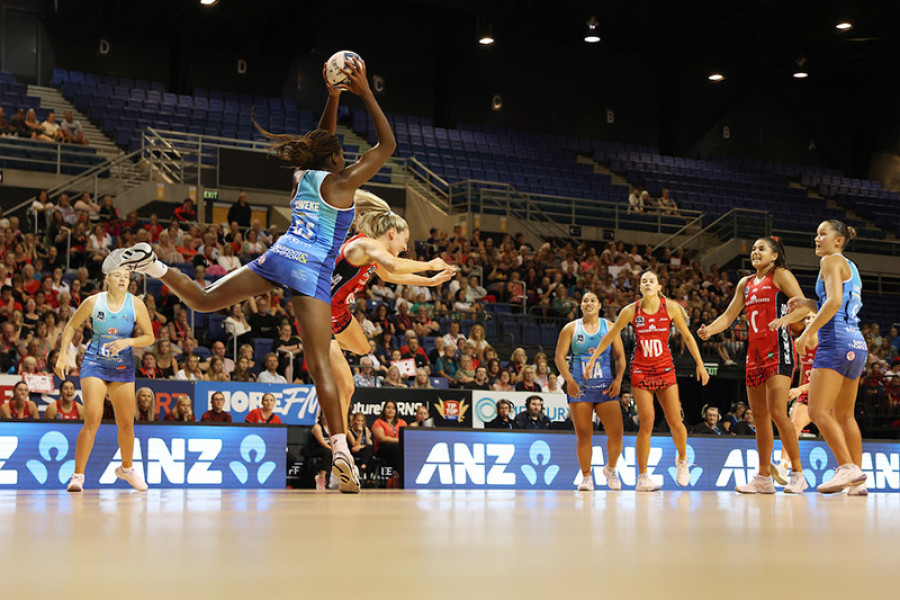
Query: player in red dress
[[700, 237, 810, 493], [587, 270, 709, 492], [779, 312, 817, 471], [328, 191, 454, 461]]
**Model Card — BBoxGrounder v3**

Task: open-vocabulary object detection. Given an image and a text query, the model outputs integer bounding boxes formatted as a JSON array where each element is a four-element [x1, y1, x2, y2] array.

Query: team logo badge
[[575, 334, 585, 343], [436, 397, 469, 422], [635, 316, 644, 327], [846, 351, 855, 361], [96, 311, 105, 320], [258, 255, 266, 265]]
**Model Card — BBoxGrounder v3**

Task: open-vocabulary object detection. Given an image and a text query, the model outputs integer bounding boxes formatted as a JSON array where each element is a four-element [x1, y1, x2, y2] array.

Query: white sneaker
[[603, 465, 621, 491], [577, 473, 594, 492], [115, 466, 148, 491], [847, 482, 869, 496], [784, 471, 809, 494], [735, 474, 776, 494], [332, 450, 360, 494], [636, 473, 661, 492], [817, 465, 866, 494], [770, 462, 789, 485], [102, 242, 156, 274], [675, 456, 690, 487], [66, 473, 84, 492]]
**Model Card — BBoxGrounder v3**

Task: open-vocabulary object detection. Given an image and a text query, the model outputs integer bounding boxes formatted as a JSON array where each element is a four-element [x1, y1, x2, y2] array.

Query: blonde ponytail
[[353, 189, 409, 238]]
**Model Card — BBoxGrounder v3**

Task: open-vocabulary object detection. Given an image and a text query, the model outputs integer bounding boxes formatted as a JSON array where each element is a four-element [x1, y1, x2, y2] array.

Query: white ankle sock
[[331, 433, 349, 455], [145, 260, 168, 278]]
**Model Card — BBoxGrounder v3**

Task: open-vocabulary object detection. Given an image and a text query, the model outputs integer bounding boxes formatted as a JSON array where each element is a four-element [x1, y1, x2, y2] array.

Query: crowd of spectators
[[0, 190, 896, 431], [1, 109, 89, 145]]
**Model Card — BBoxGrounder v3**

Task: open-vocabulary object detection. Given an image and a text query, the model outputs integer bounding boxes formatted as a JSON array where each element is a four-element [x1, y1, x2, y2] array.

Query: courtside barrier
[[0, 421, 286, 490], [402, 429, 900, 492], [351, 388, 473, 427]]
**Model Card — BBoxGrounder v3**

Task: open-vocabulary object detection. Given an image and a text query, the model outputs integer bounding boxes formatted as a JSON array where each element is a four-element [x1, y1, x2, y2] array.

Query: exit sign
[[204, 189, 218, 200]]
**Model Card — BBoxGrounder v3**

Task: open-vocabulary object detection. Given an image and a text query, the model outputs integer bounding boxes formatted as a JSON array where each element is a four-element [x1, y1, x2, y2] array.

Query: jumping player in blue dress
[[103, 58, 394, 493], [54, 267, 155, 492], [555, 292, 626, 491], [790, 219, 868, 495]]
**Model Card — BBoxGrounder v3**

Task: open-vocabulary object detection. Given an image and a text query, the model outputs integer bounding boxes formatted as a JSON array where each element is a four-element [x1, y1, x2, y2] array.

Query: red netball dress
[[631, 297, 677, 391], [796, 345, 817, 406], [743, 271, 795, 387], [330, 233, 377, 335]]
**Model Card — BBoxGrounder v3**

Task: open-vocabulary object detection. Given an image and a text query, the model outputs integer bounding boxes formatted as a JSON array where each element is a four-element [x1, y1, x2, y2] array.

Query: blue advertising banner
[[0, 422, 286, 489], [193, 381, 319, 425], [139, 378, 194, 419], [403, 429, 900, 492]]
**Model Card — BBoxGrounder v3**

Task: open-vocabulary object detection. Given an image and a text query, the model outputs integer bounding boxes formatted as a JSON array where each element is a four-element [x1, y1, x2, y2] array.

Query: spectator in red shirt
[[135, 387, 157, 422], [174, 199, 197, 223], [40, 276, 59, 309], [372, 400, 407, 478], [0, 285, 23, 320], [201, 391, 233, 423], [164, 396, 196, 422], [400, 330, 430, 372], [137, 353, 162, 379], [245, 392, 282, 424], [144, 213, 164, 242]]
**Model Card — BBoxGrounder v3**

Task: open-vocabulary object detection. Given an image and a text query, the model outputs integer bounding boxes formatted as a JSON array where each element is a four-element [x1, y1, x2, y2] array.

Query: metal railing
[[405, 156, 705, 239], [0, 137, 105, 177], [6, 147, 146, 218], [773, 227, 900, 257], [671, 207, 772, 255]]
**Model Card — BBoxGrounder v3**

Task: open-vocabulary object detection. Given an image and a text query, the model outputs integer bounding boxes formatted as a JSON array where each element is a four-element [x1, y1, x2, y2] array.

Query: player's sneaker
[[770, 462, 789, 485], [66, 473, 84, 492], [332, 450, 360, 494], [846, 482, 869, 496], [783, 471, 809, 494], [735, 474, 776, 494], [675, 456, 691, 486], [315, 473, 326, 490], [115, 466, 148, 491], [817, 465, 866, 494], [102, 242, 155, 274], [603, 465, 621, 491], [636, 473, 661, 492], [577, 473, 594, 492]]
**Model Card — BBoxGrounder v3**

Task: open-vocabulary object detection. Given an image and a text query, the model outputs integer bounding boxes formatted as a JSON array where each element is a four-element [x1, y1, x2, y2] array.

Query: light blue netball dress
[[80, 292, 136, 383], [812, 254, 867, 379], [247, 169, 355, 303], [568, 318, 617, 403]]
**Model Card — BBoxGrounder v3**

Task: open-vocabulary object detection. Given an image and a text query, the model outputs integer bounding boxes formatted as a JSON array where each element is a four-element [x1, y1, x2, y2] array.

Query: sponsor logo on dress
[[108, 328, 118, 335], [635, 316, 644, 327], [846, 351, 855, 361]]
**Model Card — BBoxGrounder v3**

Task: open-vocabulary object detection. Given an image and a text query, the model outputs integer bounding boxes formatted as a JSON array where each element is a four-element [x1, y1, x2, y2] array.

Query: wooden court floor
[[2, 489, 898, 599]]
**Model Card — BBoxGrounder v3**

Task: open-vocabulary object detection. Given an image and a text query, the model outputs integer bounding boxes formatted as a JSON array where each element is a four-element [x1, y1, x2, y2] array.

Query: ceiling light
[[477, 16, 494, 46], [835, 22, 853, 31], [708, 73, 725, 82], [585, 16, 600, 43], [793, 71, 808, 79], [793, 56, 808, 79], [200, 0, 219, 6]]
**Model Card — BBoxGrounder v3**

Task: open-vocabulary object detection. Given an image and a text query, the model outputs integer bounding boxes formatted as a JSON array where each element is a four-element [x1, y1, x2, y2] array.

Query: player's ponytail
[[252, 112, 340, 170], [354, 189, 408, 238], [825, 219, 856, 250]]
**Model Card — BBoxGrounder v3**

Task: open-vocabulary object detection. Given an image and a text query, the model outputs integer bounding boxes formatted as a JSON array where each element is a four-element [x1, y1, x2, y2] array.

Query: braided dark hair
[[252, 113, 341, 170]]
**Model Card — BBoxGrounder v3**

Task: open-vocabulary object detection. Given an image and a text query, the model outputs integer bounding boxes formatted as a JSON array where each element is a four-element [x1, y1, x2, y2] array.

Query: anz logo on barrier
[[229, 435, 277, 485], [416, 440, 565, 487], [26, 432, 76, 485]]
